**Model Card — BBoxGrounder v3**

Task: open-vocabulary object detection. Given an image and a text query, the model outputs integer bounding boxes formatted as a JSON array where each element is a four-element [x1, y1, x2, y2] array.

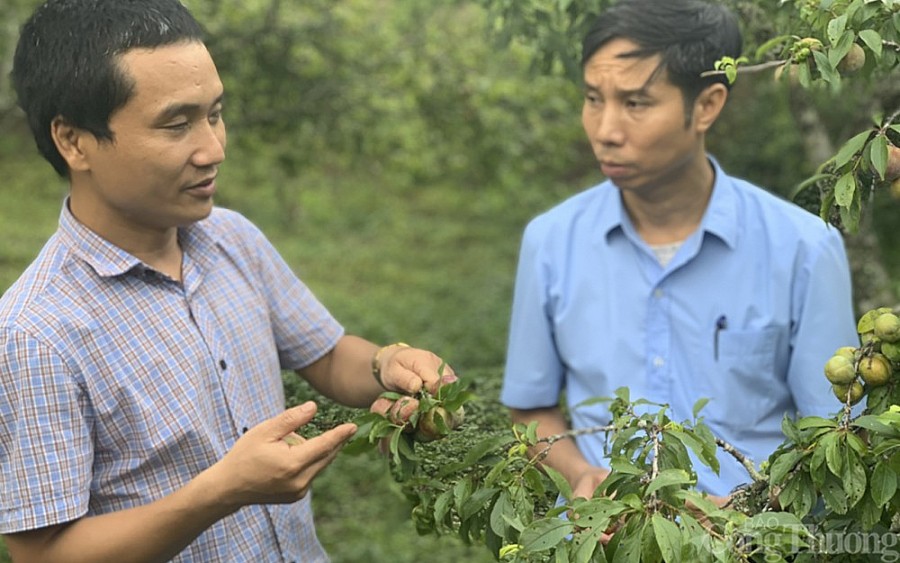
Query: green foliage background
[[0, 0, 898, 561]]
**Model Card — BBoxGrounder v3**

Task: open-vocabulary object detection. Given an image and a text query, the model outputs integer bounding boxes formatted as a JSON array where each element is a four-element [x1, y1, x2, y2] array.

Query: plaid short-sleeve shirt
[[0, 202, 343, 562]]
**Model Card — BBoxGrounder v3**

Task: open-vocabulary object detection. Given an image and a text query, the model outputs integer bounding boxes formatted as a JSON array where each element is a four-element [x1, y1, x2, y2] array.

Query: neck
[[68, 195, 184, 281], [621, 156, 715, 245]]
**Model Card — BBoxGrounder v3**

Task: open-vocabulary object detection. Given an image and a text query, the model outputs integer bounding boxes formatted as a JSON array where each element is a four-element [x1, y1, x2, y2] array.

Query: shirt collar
[[699, 157, 739, 250], [598, 155, 739, 250], [57, 198, 219, 279]]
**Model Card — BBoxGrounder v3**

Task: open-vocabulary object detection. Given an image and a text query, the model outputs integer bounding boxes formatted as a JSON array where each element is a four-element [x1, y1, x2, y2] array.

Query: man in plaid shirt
[[0, 1, 450, 561]]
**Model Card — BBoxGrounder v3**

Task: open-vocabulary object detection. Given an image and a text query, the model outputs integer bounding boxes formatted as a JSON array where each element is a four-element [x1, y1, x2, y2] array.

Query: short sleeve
[[500, 222, 565, 409], [0, 328, 93, 533], [787, 228, 857, 416]]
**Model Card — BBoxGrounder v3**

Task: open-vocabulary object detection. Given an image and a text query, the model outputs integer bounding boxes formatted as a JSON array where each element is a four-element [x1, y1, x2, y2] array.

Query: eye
[[626, 98, 649, 109], [209, 107, 224, 124], [162, 122, 190, 132]]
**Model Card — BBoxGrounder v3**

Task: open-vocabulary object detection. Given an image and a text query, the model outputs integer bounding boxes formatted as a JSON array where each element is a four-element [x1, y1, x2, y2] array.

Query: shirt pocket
[[699, 327, 781, 430]]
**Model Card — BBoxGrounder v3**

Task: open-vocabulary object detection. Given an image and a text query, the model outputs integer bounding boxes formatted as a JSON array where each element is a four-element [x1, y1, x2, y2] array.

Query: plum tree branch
[[715, 437, 764, 483]]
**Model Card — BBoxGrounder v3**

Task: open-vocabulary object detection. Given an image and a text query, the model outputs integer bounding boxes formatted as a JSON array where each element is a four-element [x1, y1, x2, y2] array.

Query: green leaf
[[841, 448, 867, 507], [870, 134, 889, 179], [610, 456, 646, 476], [822, 472, 849, 514], [833, 172, 857, 208], [645, 468, 694, 496], [871, 461, 898, 507], [570, 526, 606, 563], [441, 435, 511, 477], [519, 518, 575, 552], [790, 172, 834, 201], [666, 428, 719, 474], [543, 464, 574, 501], [651, 513, 682, 563], [859, 489, 885, 531], [459, 486, 499, 521], [813, 50, 840, 85], [827, 14, 848, 45], [827, 31, 854, 68], [640, 517, 663, 563], [611, 520, 644, 563], [858, 29, 882, 58], [434, 489, 454, 527], [825, 432, 844, 476], [795, 473, 817, 519], [796, 416, 838, 430], [742, 510, 808, 532], [523, 466, 547, 495], [692, 397, 710, 418], [809, 444, 828, 487], [572, 497, 627, 532], [769, 448, 806, 484], [832, 130, 871, 168]]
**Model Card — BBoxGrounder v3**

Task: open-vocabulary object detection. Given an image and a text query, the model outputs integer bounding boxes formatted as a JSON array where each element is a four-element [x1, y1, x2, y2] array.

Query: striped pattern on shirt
[[0, 203, 343, 562]]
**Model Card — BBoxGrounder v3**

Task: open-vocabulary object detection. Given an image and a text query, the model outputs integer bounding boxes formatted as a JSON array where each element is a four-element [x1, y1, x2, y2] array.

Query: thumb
[[257, 401, 318, 440]]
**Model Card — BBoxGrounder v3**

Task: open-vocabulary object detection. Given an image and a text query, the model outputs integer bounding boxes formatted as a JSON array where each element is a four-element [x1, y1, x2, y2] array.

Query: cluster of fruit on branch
[[825, 308, 900, 406]]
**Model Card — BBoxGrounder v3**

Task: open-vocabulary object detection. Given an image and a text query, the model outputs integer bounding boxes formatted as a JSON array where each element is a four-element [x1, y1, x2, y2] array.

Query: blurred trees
[[2, 0, 899, 354]]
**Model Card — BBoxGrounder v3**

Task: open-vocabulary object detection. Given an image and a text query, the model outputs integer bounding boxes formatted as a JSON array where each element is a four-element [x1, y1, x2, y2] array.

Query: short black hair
[[582, 0, 742, 111], [12, 0, 206, 176]]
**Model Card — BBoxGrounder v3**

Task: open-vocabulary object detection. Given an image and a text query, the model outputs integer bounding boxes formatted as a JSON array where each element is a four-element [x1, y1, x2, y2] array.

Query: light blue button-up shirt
[[501, 158, 857, 496]]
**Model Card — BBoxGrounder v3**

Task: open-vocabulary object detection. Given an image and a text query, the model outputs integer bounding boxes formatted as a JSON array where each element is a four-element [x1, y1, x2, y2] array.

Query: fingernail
[[299, 401, 315, 413]]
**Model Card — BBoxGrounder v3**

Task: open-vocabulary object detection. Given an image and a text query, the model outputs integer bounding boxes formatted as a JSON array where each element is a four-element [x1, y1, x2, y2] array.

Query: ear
[[692, 83, 729, 134], [50, 116, 93, 172]]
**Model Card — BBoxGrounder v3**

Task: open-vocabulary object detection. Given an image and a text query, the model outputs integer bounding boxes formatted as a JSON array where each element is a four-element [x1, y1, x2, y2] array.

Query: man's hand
[[367, 372, 458, 455], [207, 401, 357, 509], [376, 344, 456, 396], [571, 466, 610, 500]]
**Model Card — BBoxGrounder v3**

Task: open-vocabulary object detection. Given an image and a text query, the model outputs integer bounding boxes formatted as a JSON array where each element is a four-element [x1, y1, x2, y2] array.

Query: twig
[[715, 438, 764, 483], [879, 106, 900, 136], [537, 424, 618, 445], [700, 59, 787, 78], [648, 424, 662, 510], [533, 424, 618, 465]]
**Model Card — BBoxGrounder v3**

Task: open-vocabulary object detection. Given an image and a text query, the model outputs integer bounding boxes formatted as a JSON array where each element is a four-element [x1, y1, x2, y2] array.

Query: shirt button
[[653, 356, 665, 368], [654, 288, 664, 299], [219, 359, 227, 370]]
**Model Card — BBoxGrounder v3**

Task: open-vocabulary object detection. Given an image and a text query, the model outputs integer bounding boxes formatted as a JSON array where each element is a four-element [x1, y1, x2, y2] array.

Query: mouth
[[599, 161, 631, 179], [184, 176, 217, 197]]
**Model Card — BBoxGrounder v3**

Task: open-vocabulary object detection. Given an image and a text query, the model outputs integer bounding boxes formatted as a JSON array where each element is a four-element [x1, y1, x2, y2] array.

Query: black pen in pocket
[[714, 315, 728, 361]]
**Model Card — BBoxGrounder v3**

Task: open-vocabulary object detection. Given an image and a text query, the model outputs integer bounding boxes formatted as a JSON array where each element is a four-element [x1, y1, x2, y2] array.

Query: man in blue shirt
[[500, 0, 857, 501]]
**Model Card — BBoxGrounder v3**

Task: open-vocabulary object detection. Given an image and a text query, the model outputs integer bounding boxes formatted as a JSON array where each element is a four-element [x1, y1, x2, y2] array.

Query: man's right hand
[[208, 401, 357, 510], [571, 466, 610, 500]]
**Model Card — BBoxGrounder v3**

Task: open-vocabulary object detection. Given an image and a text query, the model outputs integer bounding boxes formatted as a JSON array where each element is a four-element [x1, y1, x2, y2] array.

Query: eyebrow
[[583, 83, 652, 99], [155, 93, 225, 123]]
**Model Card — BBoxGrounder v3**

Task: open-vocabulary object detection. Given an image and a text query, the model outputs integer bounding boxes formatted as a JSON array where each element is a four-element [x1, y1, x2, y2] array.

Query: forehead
[[583, 37, 671, 91], [115, 41, 223, 111]]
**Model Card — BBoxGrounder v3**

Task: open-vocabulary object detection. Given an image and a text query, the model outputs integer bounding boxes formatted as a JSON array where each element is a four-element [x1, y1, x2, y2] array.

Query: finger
[[253, 402, 318, 441], [384, 364, 428, 395], [289, 423, 358, 475], [369, 396, 393, 416], [425, 369, 458, 395], [388, 396, 419, 425], [281, 424, 358, 501], [384, 350, 448, 394]]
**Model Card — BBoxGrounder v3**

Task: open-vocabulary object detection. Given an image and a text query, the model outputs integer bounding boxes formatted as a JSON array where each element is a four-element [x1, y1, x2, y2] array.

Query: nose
[[583, 103, 625, 147], [192, 121, 226, 168]]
